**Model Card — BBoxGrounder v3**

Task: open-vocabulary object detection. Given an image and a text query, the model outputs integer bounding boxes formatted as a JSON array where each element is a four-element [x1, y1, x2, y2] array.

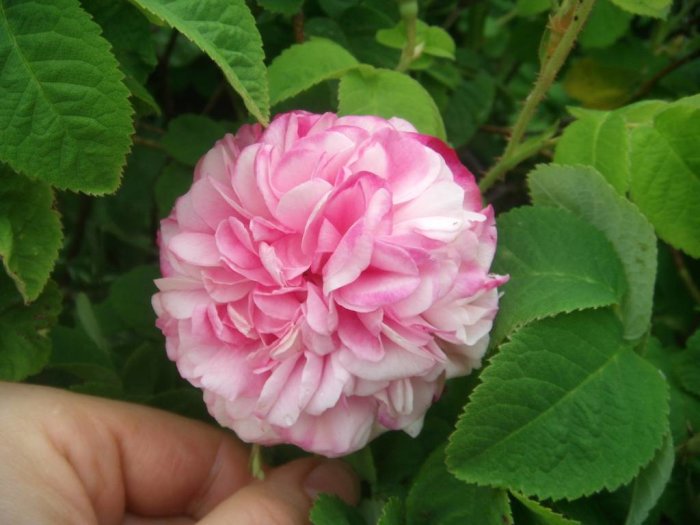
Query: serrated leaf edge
[[447, 318, 670, 501]]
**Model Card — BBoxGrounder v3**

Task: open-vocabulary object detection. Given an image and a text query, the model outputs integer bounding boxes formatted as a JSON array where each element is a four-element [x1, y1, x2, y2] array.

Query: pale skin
[[0, 382, 359, 525]]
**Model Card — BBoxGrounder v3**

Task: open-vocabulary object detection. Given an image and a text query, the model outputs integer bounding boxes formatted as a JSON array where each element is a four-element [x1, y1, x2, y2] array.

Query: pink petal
[[275, 179, 333, 231], [215, 218, 259, 269], [336, 270, 421, 311], [169, 232, 220, 267], [338, 338, 436, 381], [231, 144, 273, 219], [306, 354, 350, 415], [190, 177, 236, 230], [394, 180, 466, 242], [337, 308, 383, 361], [323, 187, 392, 294], [159, 289, 210, 319], [305, 283, 338, 335]]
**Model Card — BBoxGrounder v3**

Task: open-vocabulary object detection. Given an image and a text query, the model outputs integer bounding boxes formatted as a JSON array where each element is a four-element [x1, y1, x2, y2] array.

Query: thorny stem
[[479, 0, 597, 192], [250, 443, 266, 480], [396, 0, 420, 72]]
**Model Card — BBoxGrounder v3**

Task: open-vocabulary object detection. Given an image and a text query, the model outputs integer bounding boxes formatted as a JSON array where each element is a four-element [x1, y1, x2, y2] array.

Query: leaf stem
[[396, 0, 420, 72], [249, 443, 266, 480], [479, 0, 596, 192]]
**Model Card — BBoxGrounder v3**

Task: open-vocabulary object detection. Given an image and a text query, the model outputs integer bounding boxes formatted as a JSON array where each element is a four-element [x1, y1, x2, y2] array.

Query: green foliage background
[[0, 0, 699, 522]]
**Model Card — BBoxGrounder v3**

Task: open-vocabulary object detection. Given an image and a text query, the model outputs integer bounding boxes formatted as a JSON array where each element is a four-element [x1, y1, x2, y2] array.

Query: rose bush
[[152, 111, 506, 456]]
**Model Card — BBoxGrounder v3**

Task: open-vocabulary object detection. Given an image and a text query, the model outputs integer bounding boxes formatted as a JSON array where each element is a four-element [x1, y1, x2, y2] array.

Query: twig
[[480, 124, 511, 136], [133, 136, 164, 150], [479, 0, 597, 192], [443, 0, 478, 30], [137, 122, 165, 135], [632, 48, 700, 101], [202, 81, 227, 115], [157, 30, 179, 119], [672, 249, 700, 305], [396, 0, 420, 72], [65, 196, 93, 261], [293, 12, 305, 43]]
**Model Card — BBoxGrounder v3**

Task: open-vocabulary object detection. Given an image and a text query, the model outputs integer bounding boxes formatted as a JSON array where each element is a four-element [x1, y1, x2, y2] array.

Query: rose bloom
[[152, 111, 507, 457]]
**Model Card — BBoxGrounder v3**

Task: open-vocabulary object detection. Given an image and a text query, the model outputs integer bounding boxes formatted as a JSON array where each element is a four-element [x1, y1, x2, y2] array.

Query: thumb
[[198, 457, 359, 525]]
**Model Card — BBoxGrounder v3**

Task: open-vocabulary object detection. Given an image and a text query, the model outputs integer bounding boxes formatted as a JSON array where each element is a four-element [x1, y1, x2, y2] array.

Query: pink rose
[[152, 111, 507, 457]]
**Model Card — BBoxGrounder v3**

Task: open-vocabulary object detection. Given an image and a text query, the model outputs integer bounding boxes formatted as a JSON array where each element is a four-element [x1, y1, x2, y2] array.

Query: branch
[[672, 249, 700, 305], [479, 0, 597, 192], [396, 0, 420, 72], [632, 48, 700, 101]]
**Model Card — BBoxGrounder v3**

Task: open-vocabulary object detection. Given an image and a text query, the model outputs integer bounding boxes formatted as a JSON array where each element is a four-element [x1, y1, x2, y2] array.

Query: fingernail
[[303, 460, 360, 504]]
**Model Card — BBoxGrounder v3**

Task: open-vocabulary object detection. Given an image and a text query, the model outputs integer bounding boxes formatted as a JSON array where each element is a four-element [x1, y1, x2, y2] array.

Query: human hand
[[0, 382, 359, 524]]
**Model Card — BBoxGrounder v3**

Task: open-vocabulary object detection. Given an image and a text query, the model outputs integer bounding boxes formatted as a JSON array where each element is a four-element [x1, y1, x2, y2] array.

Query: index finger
[[0, 382, 253, 521]]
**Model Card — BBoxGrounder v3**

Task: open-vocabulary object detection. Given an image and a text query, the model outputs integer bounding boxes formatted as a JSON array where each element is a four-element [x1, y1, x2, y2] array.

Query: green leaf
[[564, 58, 639, 109], [343, 446, 377, 487], [609, 0, 671, 18], [491, 206, 627, 344], [579, 0, 632, 49], [305, 17, 350, 47], [0, 0, 134, 193], [318, 0, 359, 18], [155, 162, 193, 217], [674, 330, 700, 397], [516, 0, 550, 16], [424, 61, 461, 90], [49, 325, 119, 385], [161, 114, 229, 166], [0, 275, 61, 381], [628, 104, 700, 257], [511, 493, 580, 525], [371, 430, 427, 490], [75, 293, 110, 355], [528, 164, 657, 340], [341, 5, 398, 68], [422, 25, 457, 59], [256, 0, 303, 15], [447, 309, 669, 500], [339, 66, 446, 140], [82, 0, 160, 115], [613, 99, 668, 123], [554, 110, 629, 193], [407, 446, 512, 525], [82, 0, 157, 84], [444, 72, 495, 147], [130, 0, 269, 125], [624, 433, 674, 525], [106, 265, 159, 335], [0, 169, 62, 302], [124, 76, 162, 116], [268, 39, 359, 107], [310, 494, 365, 525], [148, 387, 210, 420], [377, 497, 404, 525], [645, 338, 700, 445], [121, 343, 163, 396], [553, 494, 629, 525], [376, 21, 456, 60]]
